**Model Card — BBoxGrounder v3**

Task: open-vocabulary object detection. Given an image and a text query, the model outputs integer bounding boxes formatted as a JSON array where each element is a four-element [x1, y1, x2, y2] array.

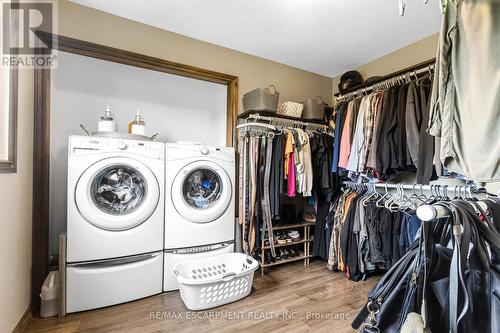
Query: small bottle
[[128, 110, 145, 135], [98, 105, 117, 132]]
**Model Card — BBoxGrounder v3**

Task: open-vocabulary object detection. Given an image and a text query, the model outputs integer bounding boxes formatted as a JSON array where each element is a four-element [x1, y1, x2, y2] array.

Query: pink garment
[[338, 105, 352, 168], [287, 152, 296, 197]]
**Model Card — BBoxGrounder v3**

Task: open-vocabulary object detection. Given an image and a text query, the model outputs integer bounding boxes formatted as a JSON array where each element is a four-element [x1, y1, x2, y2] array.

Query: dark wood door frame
[[32, 31, 239, 308]]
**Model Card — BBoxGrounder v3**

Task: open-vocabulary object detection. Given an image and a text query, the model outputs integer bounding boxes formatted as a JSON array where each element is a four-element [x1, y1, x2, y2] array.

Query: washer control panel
[[69, 135, 164, 160]]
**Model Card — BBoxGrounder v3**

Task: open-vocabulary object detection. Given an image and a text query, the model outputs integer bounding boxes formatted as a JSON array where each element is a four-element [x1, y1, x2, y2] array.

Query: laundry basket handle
[[221, 272, 237, 281]]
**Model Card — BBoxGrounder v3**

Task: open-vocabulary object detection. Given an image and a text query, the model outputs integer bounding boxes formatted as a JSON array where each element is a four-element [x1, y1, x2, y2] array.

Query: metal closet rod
[[341, 181, 491, 222], [334, 58, 435, 101], [244, 114, 329, 132], [341, 181, 470, 192]]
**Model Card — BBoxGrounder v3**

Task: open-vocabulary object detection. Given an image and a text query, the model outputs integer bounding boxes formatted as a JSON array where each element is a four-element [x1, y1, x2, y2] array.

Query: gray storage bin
[[242, 85, 279, 112], [302, 96, 326, 120]]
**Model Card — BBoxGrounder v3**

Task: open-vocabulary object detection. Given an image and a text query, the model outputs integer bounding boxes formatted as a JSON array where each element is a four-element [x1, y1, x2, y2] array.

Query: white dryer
[[66, 135, 164, 313], [164, 142, 235, 249], [164, 142, 235, 291]]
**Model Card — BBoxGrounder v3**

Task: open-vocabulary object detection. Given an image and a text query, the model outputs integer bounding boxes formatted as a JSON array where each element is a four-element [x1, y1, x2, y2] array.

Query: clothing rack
[[342, 180, 476, 193], [341, 181, 492, 222], [334, 58, 435, 102], [243, 113, 330, 133]]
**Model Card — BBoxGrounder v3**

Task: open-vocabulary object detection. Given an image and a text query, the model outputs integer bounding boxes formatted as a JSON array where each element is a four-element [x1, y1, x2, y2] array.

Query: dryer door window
[[172, 161, 232, 223], [75, 157, 160, 231], [91, 165, 147, 215], [182, 169, 222, 209]]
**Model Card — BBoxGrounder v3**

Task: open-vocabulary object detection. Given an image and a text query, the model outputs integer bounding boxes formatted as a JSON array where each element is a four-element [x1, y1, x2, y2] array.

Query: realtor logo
[[2, 0, 58, 68]]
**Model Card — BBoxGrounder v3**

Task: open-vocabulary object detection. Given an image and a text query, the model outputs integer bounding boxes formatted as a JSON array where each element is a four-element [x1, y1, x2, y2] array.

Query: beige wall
[[332, 34, 439, 94], [0, 69, 34, 332], [58, 0, 333, 110]]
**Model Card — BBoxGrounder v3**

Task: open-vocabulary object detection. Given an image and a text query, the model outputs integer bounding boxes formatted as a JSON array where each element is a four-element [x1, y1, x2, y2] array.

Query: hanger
[[376, 184, 391, 208], [399, 0, 406, 16], [384, 184, 400, 210], [236, 121, 276, 131], [399, 184, 420, 210], [362, 183, 380, 206], [384, 184, 399, 210]]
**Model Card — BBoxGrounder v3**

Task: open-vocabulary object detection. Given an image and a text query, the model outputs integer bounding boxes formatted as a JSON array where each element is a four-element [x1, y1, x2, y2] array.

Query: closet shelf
[[259, 222, 314, 275], [260, 255, 313, 268], [271, 223, 310, 231], [263, 239, 309, 250], [238, 110, 328, 125]]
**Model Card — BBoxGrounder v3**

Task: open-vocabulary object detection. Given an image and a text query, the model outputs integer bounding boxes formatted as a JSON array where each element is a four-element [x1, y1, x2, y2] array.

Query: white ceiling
[[72, 0, 442, 77]]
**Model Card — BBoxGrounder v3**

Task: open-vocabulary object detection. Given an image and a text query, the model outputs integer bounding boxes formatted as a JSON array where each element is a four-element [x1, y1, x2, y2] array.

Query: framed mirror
[[0, 2, 18, 173]]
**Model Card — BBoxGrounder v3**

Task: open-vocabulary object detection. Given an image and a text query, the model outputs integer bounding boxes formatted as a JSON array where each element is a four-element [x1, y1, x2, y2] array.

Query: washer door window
[[172, 161, 231, 223], [76, 157, 160, 231]]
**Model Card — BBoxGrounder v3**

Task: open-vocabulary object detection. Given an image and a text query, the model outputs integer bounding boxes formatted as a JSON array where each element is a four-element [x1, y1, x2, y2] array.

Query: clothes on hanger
[[331, 75, 437, 183], [429, 0, 500, 182], [324, 187, 422, 281], [239, 126, 336, 257]]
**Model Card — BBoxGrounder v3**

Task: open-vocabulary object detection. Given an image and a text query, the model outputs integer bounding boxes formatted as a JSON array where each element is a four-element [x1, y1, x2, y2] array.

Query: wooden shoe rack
[[259, 222, 314, 276]]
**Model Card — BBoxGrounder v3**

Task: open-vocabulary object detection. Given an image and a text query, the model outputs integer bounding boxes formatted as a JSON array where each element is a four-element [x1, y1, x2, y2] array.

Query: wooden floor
[[26, 261, 378, 333]]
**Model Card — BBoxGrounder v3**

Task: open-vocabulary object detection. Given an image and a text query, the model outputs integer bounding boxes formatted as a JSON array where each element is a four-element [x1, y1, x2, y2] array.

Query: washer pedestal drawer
[[66, 251, 163, 313]]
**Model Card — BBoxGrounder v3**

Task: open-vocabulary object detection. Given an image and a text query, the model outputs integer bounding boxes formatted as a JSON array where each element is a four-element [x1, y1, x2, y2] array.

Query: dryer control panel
[[68, 135, 164, 160], [166, 143, 235, 162]]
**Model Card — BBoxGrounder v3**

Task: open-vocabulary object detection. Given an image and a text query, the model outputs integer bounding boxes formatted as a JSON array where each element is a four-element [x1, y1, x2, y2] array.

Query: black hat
[[338, 71, 364, 93]]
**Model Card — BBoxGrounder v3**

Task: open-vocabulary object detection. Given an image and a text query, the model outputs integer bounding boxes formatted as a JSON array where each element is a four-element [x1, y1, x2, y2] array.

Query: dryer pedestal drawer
[[66, 251, 163, 313]]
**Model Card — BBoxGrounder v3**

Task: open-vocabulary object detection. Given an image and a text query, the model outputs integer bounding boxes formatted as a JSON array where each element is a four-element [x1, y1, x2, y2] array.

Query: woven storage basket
[[242, 85, 279, 112], [277, 101, 303, 118], [302, 96, 326, 120]]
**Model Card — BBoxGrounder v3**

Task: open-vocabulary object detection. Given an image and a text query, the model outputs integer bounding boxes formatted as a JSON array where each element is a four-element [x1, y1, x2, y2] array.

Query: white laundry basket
[[173, 253, 259, 310]]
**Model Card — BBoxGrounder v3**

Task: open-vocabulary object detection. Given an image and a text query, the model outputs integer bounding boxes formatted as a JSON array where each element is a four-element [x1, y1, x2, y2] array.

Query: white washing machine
[[164, 142, 235, 291], [66, 135, 164, 313]]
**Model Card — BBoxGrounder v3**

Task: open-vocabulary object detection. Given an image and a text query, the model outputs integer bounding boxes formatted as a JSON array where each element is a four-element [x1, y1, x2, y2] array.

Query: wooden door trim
[[32, 31, 238, 308]]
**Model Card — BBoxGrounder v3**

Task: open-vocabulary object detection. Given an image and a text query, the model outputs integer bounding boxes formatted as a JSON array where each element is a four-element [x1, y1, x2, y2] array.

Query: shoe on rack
[[277, 233, 287, 244], [303, 212, 316, 223], [287, 248, 297, 257], [284, 248, 295, 257], [264, 252, 272, 264], [279, 248, 288, 260], [288, 230, 301, 242]]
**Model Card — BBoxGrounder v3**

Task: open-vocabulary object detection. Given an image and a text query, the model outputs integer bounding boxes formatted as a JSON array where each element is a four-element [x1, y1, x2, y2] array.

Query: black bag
[[352, 200, 500, 333], [440, 201, 500, 333], [351, 223, 429, 333]]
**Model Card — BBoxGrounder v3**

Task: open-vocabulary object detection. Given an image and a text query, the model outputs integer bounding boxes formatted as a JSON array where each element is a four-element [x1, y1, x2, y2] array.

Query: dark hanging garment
[[377, 86, 399, 176], [332, 102, 348, 173], [372, 91, 390, 175], [340, 195, 363, 281], [270, 134, 284, 220], [390, 84, 409, 170], [313, 192, 330, 259], [405, 82, 422, 167], [416, 83, 435, 184], [254, 137, 267, 249]]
